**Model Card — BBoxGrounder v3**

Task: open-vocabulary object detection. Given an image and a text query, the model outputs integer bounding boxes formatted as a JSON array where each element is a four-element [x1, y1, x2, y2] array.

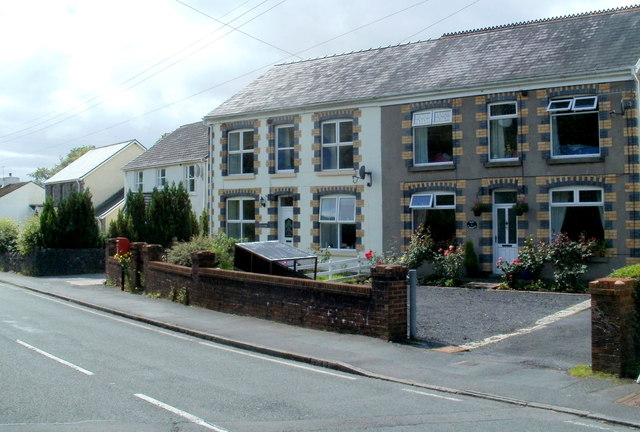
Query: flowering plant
[[432, 244, 464, 286], [496, 257, 523, 289], [547, 232, 595, 292], [364, 249, 405, 266], [512, 198, 529, 216], [114, 251, 131, 265], [114, 251, 132, 290], [403, 228, 434, 269]]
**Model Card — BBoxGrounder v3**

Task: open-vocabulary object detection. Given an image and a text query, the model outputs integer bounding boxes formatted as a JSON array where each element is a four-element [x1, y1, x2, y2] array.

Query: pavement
[[1, 271, 640, 428]]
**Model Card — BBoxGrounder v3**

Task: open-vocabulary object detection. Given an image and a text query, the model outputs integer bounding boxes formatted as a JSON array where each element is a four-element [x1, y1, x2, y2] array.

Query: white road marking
[[134, 393, 229, 432], [199, 341, 357, 380], [402, 388, 462, 402], [564, 420, 615, 430], [459, 300, 591, 350], [16, 339, 94, 376]]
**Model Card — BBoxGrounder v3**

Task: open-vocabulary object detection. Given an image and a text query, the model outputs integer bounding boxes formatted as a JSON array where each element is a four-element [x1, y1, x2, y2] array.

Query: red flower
[[365, 250, 373, 260]]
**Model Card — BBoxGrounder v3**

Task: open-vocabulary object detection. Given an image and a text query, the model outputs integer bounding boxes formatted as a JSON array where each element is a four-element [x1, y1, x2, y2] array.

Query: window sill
[[484, 159, 521, 168], [409, 163, 455, 172], [546, 156, 604, 165], [224, 174, 256, 180], [316, 170, 355, 177], [272, 172, 297, 179]]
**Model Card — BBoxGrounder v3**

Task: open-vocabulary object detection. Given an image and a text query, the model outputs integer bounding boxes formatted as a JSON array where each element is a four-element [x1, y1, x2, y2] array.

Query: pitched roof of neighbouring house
[[205, 6, 640, 119], [122, 122, 208, 171], [45, 140, 144, 184], [0, 182, 30, 198]]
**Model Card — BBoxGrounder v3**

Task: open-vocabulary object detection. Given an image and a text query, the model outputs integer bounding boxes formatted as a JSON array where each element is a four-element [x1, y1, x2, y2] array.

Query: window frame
[[321, 119, 354, 171], [185, 165, 196, 193], [134, 171, 144, 192], [549, 186, 604, 240], [276, 124, 295, 172], [319, 195, 356, 250], [226, 197, 256, 241], [488, 102, 518, 161], [156, 168, 167, 187], [548, 96, 600, 158], [228, 129, 254, 175], [412, 109, 454, 166]]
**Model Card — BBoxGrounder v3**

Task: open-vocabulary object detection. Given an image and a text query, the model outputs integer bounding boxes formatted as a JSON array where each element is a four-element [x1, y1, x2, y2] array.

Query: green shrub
[[0, 218, 19, 254], [547, 233, 595, 292], [463, 240, 479, 277], [432, 244, 465, 286], [166, 234, 237, 269], [609, 264, 640, 278], [17, 216, 42, 255], [40, 190, 101, 249]]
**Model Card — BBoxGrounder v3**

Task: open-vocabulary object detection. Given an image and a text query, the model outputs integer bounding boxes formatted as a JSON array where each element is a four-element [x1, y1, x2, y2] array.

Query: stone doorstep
[[616, 392, 640, 408]]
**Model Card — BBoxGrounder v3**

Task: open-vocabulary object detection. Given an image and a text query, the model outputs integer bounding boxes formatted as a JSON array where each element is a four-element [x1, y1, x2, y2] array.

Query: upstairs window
[[322, 120, 353, 170], [548, 96, 599, 157], [228, 130, 254, 175], [156, 168, 166, 187], [412, 109, 453, 165], [185, 165, 196, 193], [134, 171, 143, 192], [319, 196, 356, 250], [276, 125, 295, 172], [227, 197, 255, 241], [488, 102, 518, 160]]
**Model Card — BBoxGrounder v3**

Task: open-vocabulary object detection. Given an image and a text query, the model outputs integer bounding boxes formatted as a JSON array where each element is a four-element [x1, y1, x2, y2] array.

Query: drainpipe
[[632, 63, 640, 262]]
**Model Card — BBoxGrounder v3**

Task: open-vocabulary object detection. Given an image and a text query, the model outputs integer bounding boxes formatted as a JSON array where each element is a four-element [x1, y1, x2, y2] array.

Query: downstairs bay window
[[410, 192, 456, 246], [550, 187, 604, 241], [227, 197, 256, 241], [319, 196, 356, 250]]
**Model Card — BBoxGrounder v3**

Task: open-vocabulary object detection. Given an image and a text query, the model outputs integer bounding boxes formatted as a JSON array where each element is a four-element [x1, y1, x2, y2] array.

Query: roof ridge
[[441, 4, 640, 38]]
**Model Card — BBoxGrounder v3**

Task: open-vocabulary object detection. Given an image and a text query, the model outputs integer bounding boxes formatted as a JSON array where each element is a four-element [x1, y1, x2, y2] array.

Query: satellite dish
[[359, 165, 367, 180]]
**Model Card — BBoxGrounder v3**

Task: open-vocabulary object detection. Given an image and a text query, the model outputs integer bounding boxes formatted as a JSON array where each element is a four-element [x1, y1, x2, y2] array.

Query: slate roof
[[45, 140, 144, 184], [206, 6, 640, 119], [123, 122, 208, 171], [0, 182, 29, 198]]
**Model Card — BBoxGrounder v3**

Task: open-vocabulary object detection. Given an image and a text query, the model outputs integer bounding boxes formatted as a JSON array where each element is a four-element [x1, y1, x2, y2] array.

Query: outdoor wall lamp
[[259, 196, 266, 207]]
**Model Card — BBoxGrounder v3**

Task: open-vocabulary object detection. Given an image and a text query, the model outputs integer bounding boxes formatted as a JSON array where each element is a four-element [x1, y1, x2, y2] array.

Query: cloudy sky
[[0, 0, 637, 181]]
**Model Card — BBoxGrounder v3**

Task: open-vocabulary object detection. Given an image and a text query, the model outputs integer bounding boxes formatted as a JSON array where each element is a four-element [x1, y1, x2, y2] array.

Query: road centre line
[[134, 393, 229, 432], [199, 341, 357, 380], [459, 300, 591, 350], [402, 388, 462, 402], [22, 290, 193, 341], [16, 339, 94, 376]]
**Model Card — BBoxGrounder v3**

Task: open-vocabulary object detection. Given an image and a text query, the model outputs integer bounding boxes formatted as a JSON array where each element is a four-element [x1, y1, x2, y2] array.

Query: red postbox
[[116, 237, 130, 255]]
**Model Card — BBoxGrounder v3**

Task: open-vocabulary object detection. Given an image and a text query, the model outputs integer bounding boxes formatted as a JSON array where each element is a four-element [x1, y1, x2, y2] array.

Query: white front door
[[493, 204, 518, 274], [278, 204, 294, 244]]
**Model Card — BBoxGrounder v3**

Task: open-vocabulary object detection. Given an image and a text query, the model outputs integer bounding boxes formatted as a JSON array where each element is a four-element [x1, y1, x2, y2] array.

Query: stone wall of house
[[105, 240, 408, 341]]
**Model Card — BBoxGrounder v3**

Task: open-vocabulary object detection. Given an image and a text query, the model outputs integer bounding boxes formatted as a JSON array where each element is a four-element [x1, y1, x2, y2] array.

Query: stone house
[[203, 6, 640, 275]]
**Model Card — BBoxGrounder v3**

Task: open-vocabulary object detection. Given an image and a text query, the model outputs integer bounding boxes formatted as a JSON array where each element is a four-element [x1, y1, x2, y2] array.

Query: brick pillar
[[371, 265, 408, 342], [191, 250, 217, 279], [129, 242, 145, 289], [142, 244, 164, 273], [590, 278, 636, 377], [105, 238, 117, 260]]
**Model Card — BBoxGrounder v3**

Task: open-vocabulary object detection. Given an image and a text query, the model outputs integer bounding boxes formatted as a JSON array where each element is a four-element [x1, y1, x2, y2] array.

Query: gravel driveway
[[413, 286, 590, 348]]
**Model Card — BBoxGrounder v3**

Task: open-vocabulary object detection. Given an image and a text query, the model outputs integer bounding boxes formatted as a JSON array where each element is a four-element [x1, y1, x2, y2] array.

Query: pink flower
[[365, 250, 373, 260], [449, 245, 455, 250], [438, 248, 443, 253]]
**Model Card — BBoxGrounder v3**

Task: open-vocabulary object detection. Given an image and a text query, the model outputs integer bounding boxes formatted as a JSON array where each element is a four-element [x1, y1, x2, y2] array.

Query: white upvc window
[[410, 192, 456, 243], [185, 165, 196, 193], [156, 168, 167, 187], [412, 109, 453, 165], [488, 102, 518, 160], [319, 196, 356, 250], [549, 187, 604, 241], [134, 171, 143, 192], [547, 96, 599, 158], [228, 129, 254, 175], [276, 125, 295, 172], [321, 120, 353, 170], [227, 197, 256, 241]]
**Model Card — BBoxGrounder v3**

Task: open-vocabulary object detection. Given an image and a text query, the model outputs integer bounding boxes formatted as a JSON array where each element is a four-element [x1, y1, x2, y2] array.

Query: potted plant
[[512, 198, 529, 216], [471, 201, 490, 217]]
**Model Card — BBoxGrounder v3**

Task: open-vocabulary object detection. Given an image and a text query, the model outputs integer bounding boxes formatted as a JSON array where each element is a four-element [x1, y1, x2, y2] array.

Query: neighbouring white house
[[122, 122, 209, 216], [44, 140, 146, 231], [0, 175, 44, 223]]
